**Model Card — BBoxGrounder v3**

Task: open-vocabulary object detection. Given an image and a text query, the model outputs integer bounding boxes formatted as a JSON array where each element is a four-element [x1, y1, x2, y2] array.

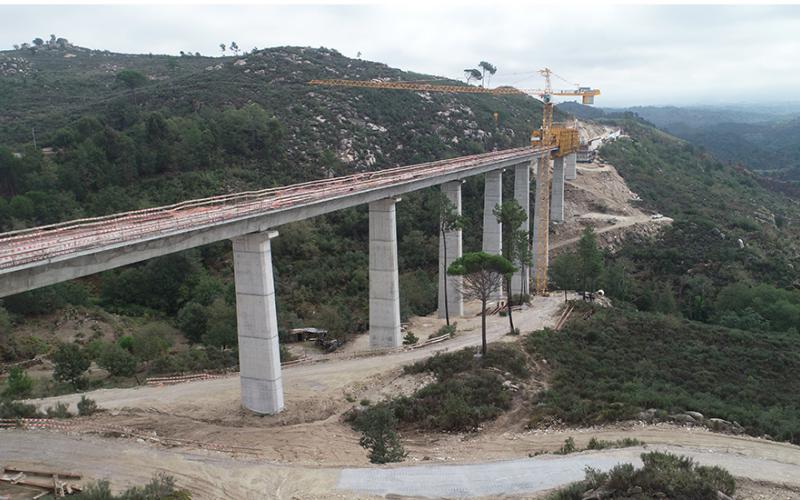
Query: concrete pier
[[482, 170, 503, 256], [511, 162, 531, 296], [565, 152, 577, 181], [483, 170, 503, 300], [532, 156, 550, 293], [232, 230, 284, 415], [438, 181, 463, 319], [551, 156, 565, 223], [369, 198, 402, 348]]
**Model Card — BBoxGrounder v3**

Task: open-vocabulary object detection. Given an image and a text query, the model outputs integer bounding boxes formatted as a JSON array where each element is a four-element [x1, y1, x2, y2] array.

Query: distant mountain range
[[558, 101, 800, 180]]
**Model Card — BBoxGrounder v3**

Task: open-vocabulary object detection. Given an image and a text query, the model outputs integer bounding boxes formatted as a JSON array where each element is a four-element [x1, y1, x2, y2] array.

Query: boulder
[[707, 418, 733, 432], [669, 413, 697, 424], [685, 411, 704, 422]]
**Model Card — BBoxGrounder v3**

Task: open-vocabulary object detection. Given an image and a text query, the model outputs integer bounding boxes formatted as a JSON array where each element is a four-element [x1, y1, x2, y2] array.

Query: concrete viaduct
[[0, 146, 577, 414]]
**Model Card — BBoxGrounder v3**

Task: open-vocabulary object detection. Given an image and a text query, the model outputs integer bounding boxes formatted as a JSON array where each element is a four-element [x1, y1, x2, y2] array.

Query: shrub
[[351, 404, 406, 464], [84, 339, 108, 361], [429, 323, 456, 340], [117, 335, 134, 351], [0, 306, 11, 335], [586, 437, 645, 450], [52, 343, 90, 388], [0, 400, 41, 418], [548, 451, 735, 500], [279, 344, 295, 362], [131, 323, 172, 361], [176, 301, 208, 343], [525, 307, 800, 443], [0, 334, 49, 363], [481, 343, 528, 378], [147, 346, 237, 376], [2, 366, 34, 399], [98, 344, 138, 377], [402, 331, 418, 345], [556, 437, 576, 455], [78, 473, 190, 500], [77, 395, 98, 416], [393, 371, 511, 431], [46, 401, 73, 418], [404, 347, 475, 379]]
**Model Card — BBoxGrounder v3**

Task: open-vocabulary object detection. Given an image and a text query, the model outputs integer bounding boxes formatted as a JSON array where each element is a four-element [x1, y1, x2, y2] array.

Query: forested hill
[[4, 41, 800, 389], [0, 41, 550, 361], [0, 43, 544, 220]]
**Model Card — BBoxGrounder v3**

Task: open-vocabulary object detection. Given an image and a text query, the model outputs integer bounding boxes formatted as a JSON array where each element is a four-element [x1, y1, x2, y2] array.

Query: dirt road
[[339, 443, 800, 498], [20, 297, 563, 466], [4, 427, 800, 499]]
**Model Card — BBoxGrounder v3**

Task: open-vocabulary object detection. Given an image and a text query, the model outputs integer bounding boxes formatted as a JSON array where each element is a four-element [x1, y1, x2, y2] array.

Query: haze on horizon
[[1, 3, 799, 107]]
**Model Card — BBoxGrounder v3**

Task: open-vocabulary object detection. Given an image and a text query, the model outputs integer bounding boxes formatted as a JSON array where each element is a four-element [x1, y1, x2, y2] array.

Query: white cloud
[[1, 4, 799, 106]]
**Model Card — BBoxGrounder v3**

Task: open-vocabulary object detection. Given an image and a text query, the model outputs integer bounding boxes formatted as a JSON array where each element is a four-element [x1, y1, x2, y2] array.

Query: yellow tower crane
[[310, 69, 600, 294]]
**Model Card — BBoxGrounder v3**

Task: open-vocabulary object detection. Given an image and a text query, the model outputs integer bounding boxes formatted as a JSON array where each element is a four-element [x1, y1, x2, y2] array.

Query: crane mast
[[310, 68, 599, 294]]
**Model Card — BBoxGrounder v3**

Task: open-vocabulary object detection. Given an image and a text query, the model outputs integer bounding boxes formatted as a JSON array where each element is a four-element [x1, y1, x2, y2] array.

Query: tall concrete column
[[532, 156, 550, 294], [482, 170, 503, 256], [232, 230, 284, 415], [565, 152, 577, 181], [483, 170, 503, 300], [369, 198, 402, 348], [511, 162, 531, 296], [438, 181, 463, 319], [551, 156, 565, 223]]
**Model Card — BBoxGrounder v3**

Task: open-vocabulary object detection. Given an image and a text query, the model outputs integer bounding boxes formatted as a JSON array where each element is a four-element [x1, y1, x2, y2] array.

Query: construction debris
[[1, 466, 82, 497], [554, 303, 575, 331]]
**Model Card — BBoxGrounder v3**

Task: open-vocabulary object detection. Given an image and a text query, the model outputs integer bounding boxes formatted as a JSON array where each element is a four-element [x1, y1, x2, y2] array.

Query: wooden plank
[[3, 467, 81, 480]]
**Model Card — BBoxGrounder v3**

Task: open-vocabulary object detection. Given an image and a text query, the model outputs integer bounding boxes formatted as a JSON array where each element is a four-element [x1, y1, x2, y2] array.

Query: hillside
[[0, 43, 552, 369], [0, 44, 541, 171], [4, 43, 800, 416], [558, 101, 800, 180], [5, 42, 800, 497]]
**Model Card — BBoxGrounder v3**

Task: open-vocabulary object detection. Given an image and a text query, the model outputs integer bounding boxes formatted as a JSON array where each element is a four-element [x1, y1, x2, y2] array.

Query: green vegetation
[[77, 395, 98, 416], [600, 119, 800, 329], [549, 451, 735, 500], [437, 192, 466, 326], [587, 437, 645, 451], [396, 344, 521, 430], [351, 404, 406, 464], [0, 44, 552, 394], [447, 252, 515, 355], [526, 306, 800, 443], [46, 401, 72, 418], [76, 473, 190, 500], [556, 436, 576, 455], [2, 366, 33, 398], [549, 436, 646, 455], [550, 227, 605, 298], [52, 343, 90, 388], [0, 400, 39, 418], [429, 323, 456, 340], [493, 199, 529, 333], [349, 343, 527, 461], [402, 331, 418, 345]]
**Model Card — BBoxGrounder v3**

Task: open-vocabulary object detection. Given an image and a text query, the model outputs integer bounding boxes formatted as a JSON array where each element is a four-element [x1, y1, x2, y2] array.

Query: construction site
[[4, 38, 800, 498], [0, 125, 730, 498]]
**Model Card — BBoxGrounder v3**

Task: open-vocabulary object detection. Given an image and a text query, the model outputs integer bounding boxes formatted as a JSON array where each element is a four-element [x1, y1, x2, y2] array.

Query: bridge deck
[[0, 147, 545, 280]]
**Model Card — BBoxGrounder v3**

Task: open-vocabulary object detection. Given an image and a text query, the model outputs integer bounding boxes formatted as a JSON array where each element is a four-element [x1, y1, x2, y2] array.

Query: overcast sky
[[1, 3, 799, 106]]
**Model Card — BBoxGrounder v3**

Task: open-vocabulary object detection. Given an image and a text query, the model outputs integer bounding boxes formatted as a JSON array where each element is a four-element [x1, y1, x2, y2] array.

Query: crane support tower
[[310, 68, 600, 294]]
